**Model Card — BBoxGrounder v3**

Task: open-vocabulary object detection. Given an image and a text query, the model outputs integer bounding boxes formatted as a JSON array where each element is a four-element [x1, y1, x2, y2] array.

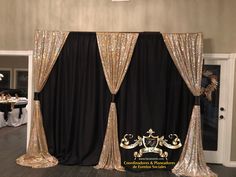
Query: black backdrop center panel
[[40, 32, 110, 165], [40, 32, 194, 171]]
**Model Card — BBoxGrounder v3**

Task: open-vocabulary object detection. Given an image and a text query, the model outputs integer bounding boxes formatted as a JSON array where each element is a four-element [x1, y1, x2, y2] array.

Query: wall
[[0, 0, 235, 161], [0, 0, 236, 53], [0, 56, 28, 88]]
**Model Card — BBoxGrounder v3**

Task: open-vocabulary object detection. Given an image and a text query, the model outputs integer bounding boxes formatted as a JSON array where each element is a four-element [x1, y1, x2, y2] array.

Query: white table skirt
[[0, 108, 27, 128], [0, 113, 7, 128]]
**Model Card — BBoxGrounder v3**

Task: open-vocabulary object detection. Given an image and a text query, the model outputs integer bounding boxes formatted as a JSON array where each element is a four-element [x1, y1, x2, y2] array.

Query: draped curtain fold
[[163, 33, 217, 177], [15, 30, 217, 176], [39, 32, 195, 170], [16, 30, 68, 168], [95, 32, 138, 171]]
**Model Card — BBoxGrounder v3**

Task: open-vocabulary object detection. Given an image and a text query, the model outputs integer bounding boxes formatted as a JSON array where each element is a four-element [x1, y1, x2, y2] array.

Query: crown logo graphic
[[120, 129, 182, 160]]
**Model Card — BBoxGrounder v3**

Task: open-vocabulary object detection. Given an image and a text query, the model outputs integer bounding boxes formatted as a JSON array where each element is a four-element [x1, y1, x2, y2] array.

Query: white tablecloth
[[6, 108, 27, 127], [0, 108, 27, 128], [0, 112, 7, 128], [0, 98, 28, 128]]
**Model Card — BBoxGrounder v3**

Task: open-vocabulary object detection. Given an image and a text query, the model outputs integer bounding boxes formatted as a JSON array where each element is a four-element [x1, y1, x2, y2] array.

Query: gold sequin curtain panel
[[16, 30, 69, 168], [95, 32, 138, 171], [163, 33, 217, 177]]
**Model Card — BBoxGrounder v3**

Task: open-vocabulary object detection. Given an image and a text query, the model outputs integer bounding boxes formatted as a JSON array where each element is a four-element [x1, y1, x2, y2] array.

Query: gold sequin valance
[[95, 32, 138, 171], [16, 30, 69, 168], [163, 33, 217, 177], [163, 33, 203, 96]]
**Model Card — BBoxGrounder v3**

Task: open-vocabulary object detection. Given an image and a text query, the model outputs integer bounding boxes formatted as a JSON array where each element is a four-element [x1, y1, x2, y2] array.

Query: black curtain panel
[[40, 32, 195, 170], [116, 32, 195, 171], [40, 32, 111, 165]]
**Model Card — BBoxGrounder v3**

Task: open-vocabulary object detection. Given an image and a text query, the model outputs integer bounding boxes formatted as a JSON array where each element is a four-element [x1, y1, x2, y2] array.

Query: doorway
[[202, 54, 235, 166], [0, 50, 33, 147]]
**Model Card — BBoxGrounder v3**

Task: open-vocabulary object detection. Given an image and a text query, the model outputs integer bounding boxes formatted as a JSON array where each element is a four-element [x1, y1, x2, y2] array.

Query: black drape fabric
[[116, 32, 195, 171], [40, 32, 111, 165], [40, 32, 195, 170]]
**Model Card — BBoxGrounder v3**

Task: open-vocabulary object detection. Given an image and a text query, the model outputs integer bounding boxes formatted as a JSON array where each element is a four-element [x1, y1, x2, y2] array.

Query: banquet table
[[0, 98, 28, 128]]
